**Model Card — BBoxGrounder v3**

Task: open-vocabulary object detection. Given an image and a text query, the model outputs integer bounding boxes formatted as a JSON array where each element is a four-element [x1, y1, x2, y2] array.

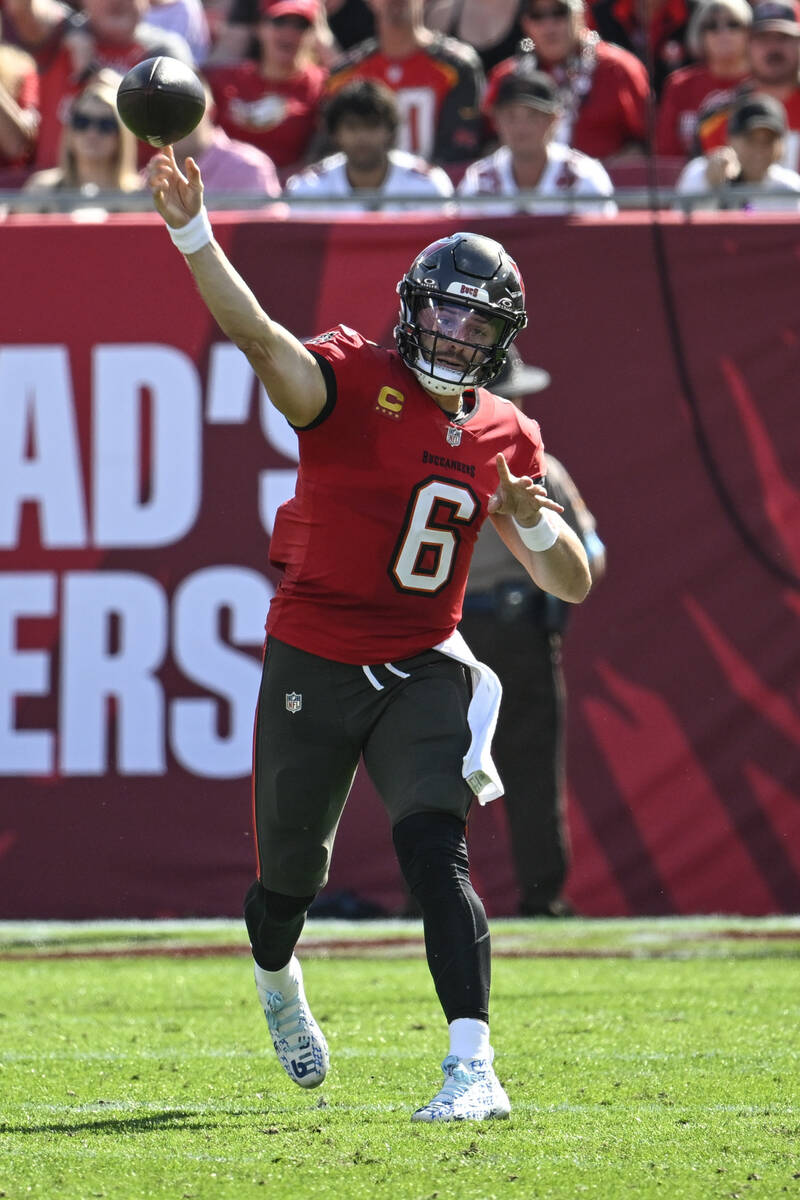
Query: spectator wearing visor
[[205, 0, 328, 170], [676, 90, 800, 208]]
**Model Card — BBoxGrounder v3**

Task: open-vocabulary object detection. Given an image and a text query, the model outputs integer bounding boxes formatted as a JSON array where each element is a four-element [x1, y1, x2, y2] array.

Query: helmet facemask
[[396, 285, 521, 398]]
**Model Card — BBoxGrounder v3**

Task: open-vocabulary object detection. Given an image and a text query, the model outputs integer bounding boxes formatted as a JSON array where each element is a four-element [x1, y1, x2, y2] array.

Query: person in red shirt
[[325, 0, 486, 164], [694, 0, 800, 169], [5, 0, 194, 168], [655, 0, 751, 158], [146, 147, 591, 1120], [484, 0, 651, 162], [205, 0, 327, 170]]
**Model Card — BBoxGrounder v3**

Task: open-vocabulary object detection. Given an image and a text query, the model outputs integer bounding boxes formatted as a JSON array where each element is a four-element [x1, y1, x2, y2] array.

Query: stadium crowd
[[3, 0, 800, 210]]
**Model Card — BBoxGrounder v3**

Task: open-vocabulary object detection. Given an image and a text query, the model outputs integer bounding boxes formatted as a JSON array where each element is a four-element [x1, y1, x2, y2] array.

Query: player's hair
[[323, 78, 400, 138], [60, 69, 139, 191]]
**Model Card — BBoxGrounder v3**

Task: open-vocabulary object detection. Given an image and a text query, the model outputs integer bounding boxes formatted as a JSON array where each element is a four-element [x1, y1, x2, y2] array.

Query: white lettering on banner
[[60, 572, 168, 774], [206, 342, 257, 423], [0, 346, 88, 548], [171, 568, 271, 777], [0, 341, 295, 780], [0, 568, 272, 778], [93, 345, 202, 547], [0, 573, 55, 773]]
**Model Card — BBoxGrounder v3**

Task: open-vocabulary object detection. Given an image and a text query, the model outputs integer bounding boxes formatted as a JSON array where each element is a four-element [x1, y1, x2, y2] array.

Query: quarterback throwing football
[[148, 147, 591, 1122]]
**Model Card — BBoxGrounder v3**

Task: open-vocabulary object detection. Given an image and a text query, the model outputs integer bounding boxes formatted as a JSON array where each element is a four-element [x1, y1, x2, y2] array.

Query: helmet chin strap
[[412, 352, 474, 398]]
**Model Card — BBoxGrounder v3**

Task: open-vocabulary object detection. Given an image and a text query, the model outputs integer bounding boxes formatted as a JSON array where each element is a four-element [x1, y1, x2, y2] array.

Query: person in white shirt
[[285, 76, 454, 213], [676, 91, 800, 210], [457, 66, 617, 217]]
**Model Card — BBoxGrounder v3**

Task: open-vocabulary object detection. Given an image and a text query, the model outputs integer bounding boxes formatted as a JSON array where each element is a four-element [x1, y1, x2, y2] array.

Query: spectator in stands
[[655, 0, 751, 158], [207, 0, 333, 67], [694, 0, 800, 169], [424, 0, 524, 74], [285, 75, 452, 208], [325, 0, 486, 165], [145, 0, 211, 64], [587, 0, 691, 96], [5, 0, 194, 168], [676, 90, 800, 208], [169, 77, 283, 195], [205, 0, 328, 170], [458, 67, 617, 213], [20, 68, 142, 205], [0, 17, 39, 170], [484, 0, 651, 162]]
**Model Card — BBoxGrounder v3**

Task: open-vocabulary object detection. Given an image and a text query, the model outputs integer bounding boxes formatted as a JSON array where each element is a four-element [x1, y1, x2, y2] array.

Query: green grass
[[0, 919, 798, 1200]]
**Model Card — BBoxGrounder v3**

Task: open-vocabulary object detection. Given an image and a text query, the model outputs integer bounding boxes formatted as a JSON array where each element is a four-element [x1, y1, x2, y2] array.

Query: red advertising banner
[[1, 211, 798, 918]]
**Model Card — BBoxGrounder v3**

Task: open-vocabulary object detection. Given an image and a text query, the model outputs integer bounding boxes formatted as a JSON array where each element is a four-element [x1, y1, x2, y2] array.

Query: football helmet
[[395, 232, 527, 397]]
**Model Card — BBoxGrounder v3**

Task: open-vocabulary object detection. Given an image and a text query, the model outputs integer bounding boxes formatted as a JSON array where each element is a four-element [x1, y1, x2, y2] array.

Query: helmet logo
[[497, 298, 513, 308], [458, 283, 480, 297], [422, 277, 436, 287]]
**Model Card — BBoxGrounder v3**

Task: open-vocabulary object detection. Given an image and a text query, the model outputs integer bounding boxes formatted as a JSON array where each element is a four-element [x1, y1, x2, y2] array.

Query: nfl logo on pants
[[285, 692, 302, 714]]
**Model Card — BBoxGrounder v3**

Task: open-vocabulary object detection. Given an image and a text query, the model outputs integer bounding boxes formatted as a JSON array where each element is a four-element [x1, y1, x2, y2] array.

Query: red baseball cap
[[260, 0, 318, 20]]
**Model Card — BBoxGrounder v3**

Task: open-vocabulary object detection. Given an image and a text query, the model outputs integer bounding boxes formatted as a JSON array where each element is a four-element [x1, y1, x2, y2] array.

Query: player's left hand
[[487, 452, 565, 526]]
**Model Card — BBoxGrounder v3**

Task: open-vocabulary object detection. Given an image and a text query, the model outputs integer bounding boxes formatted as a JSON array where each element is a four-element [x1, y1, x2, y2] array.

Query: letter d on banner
[[92, 345, 202, 548]]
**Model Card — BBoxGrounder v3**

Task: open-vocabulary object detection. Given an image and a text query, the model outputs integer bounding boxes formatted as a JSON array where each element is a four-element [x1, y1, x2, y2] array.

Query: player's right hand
[[148, 146, 203, 229]]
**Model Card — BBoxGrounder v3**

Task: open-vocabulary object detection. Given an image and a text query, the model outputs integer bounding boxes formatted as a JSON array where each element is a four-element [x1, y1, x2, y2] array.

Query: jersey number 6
[[389, 477, 479, 595]]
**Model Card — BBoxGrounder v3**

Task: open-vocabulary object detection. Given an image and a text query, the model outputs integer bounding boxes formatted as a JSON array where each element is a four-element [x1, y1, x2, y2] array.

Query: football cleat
[[411, 1054, 511, 1122], [255, 958, 329, 1089]]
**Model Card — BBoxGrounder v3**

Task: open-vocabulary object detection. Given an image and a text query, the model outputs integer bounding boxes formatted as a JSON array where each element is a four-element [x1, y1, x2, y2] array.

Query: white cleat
[[412, 1054, 511, 1122], [255, 958, 329, 1089]]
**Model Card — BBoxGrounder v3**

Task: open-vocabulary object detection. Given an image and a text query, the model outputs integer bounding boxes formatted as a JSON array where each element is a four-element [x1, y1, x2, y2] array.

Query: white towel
[[434, 630, 504, 804]]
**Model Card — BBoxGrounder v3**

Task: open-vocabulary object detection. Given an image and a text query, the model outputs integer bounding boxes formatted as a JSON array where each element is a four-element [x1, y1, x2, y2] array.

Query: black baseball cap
[[728, 92, 787, 136], [494, 69, 561, 114]]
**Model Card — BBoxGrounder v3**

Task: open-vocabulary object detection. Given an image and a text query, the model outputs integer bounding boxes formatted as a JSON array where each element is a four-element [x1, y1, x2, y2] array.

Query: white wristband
[[514, 509, 559, 552], [167, 206, 212, 254]]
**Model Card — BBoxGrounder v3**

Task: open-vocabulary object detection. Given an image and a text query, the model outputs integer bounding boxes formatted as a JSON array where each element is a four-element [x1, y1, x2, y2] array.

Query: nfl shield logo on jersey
[[285, 692, 302, 714], [446, 425, 462, 447]]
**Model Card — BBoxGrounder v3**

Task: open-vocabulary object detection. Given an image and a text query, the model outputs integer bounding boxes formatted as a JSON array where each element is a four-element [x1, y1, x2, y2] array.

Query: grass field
[[1, 917, 798, 1200]]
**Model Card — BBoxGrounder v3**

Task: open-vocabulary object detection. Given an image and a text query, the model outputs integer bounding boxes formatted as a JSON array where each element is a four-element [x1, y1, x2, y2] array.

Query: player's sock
[[449, 1017, 491, 1061]]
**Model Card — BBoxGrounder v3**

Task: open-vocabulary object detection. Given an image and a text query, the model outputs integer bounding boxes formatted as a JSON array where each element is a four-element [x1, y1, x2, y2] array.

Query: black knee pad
[[392, 810, 469, 897]]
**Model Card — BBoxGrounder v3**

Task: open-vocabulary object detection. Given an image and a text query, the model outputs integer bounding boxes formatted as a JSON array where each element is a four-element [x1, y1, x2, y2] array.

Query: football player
[[148, 146, 591, 1122]]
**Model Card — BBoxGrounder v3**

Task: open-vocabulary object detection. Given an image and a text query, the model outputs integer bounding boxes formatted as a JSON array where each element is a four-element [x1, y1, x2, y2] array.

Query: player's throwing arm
[[148, 147, 326, 428]]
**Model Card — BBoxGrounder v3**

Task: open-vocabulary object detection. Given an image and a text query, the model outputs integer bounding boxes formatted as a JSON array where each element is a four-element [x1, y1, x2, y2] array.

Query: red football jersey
[[266, 326, 545, 664], [326, 36, 485, 163], [206, 61, 327, 170]]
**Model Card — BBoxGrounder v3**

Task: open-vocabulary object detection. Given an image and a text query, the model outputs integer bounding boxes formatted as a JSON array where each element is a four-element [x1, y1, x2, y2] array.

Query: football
[[116, 57, 206, 148]]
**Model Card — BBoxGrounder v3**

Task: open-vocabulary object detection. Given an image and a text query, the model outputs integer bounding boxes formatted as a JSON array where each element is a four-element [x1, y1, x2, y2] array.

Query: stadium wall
[[1, 211, 799, 919]]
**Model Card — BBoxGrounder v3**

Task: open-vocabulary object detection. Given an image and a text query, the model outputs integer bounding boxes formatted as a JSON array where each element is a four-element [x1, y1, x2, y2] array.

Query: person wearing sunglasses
[[693, 0, 800, 171], [655, 0, 751, 158], [205, 0, 328, 170], [21, 69, 141, 207], [483, 0, 650, 162]]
